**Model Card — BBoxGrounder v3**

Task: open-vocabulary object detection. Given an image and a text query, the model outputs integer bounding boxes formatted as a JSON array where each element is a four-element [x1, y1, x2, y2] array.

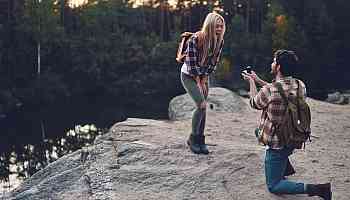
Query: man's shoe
[[198, 135, 209, 154], [187, 135, 201, 154], [306, 183, 332, 200]]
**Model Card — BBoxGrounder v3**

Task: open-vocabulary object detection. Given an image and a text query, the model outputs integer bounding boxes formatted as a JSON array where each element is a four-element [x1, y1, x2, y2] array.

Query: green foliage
[[215, 57, 232, 81], [0, 0, 349, 114], [267, 1, 308, 53]]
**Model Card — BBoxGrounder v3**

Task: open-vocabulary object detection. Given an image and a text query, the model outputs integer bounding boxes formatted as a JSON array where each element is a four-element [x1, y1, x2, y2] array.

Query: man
[[242, 49, 332, 200]]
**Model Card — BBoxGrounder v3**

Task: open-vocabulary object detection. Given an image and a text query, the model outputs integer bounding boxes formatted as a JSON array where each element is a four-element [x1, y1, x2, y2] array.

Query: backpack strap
[[275, 82, 288, 105], [194, 31, 204, 51], [295, 79, 302, 122], [271, 82, 288, 146], [296, 79, 300, 98], [176, 32, 194, 63]]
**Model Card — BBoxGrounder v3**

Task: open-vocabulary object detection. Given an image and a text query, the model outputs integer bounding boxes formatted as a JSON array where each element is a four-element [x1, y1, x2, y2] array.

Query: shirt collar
[[273, 76, 293, 83]]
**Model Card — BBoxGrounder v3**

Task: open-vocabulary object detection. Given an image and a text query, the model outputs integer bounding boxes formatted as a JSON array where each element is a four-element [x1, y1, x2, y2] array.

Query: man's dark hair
[[274, 49, 298, 76]]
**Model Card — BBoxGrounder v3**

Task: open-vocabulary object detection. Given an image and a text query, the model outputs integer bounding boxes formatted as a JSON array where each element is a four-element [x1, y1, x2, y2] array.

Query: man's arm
[[250, 71, 269, 86], [242, 72, 270, 110], [248, 78, 258, 99]]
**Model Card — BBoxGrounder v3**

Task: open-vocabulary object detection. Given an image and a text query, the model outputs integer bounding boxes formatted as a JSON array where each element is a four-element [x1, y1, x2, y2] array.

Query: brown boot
[[306, 183, 332, 200]]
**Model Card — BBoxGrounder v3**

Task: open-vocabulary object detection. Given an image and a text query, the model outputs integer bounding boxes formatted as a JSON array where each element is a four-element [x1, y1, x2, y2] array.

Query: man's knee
[[267, 183, 280, 194]]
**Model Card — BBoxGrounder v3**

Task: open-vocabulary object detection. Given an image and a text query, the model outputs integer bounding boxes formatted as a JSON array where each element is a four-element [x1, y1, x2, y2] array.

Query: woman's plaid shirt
[[250, 77, 307, 149], [184, 34, 224, 76]]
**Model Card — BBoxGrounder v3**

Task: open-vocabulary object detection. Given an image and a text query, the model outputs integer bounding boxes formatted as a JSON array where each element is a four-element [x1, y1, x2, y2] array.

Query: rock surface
[[7, 92, 350, 200], [168, 87, 248, 120], [325, 91, 349, 105]]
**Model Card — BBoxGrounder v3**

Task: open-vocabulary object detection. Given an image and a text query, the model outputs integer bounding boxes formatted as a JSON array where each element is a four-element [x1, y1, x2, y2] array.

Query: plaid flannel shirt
[[184, 34, 224, 76], [250, 77, 307, 149]]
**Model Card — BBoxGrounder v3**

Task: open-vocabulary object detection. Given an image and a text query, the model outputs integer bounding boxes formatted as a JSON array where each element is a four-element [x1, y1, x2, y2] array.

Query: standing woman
[[180, 12, 225, 154]]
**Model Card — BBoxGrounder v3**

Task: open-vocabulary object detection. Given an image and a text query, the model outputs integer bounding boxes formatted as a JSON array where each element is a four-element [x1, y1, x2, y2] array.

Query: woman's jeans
[[180, 72, 208, 136], [265, 146, 306, 194]]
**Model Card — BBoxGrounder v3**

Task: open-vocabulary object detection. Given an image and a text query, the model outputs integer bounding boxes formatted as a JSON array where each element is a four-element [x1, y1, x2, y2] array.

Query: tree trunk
[[246, 0, 250, 33]]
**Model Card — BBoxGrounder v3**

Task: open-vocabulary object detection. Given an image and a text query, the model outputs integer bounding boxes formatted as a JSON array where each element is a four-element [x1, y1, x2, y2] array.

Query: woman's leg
[[181, 73, 206, 153], [265, 147, 305, 194], [198, 80, 209, 154], [198, 80, 209, 136]]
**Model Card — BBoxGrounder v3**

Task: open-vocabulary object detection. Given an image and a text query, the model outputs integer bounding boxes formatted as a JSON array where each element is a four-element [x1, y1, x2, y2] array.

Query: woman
[[180, 12, 225, 154]]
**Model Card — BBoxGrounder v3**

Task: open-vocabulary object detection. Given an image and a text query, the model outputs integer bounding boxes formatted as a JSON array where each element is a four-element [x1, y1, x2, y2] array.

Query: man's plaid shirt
[[184, 34, 224, 76], [250, 77, 307, 149]]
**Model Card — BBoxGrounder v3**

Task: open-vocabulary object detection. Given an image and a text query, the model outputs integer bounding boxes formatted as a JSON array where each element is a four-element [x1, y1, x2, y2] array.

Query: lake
[[0, 95, 171, 195]]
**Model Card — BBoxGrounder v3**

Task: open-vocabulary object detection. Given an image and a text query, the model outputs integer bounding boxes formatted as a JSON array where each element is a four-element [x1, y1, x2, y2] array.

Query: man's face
[[215, 19, 224, 36], [271, 57, 279, 76]]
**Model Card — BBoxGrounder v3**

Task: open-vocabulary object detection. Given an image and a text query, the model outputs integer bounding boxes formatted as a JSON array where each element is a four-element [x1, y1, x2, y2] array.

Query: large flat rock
[[8, 98, 350, 200]]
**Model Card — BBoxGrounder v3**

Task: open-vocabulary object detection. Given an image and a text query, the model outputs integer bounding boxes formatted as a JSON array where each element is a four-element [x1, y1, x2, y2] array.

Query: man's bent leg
[[265, 147, 305, 194], [284, 158, 296, 177]]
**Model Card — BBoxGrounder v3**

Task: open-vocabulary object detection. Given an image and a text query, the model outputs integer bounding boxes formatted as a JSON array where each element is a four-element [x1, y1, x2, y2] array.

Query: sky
[[69, 0, 88, 7]]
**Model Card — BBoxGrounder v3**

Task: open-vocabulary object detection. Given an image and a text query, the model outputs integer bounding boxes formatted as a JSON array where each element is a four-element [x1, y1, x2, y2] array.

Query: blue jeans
[[265, 146, 305, 194]]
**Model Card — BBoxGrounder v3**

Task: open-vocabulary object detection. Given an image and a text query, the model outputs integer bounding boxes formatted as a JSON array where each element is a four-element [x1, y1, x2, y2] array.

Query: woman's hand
[[200, 76, 208, 96], [194, 76, 203, 94]]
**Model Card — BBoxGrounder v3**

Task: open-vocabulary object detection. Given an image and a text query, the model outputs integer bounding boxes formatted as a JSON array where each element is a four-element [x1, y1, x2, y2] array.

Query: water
[[0, 95, 171, 195], [0, 124, 102, 194]]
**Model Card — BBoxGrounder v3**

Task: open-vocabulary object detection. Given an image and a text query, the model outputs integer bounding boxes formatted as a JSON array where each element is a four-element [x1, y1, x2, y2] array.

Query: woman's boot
[[187, 134, 201, 154], [198, 135, 209, 154]]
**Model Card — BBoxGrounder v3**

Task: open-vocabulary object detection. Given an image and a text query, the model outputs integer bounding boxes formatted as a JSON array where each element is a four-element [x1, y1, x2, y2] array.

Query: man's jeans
[[265, 146, 305, 194]]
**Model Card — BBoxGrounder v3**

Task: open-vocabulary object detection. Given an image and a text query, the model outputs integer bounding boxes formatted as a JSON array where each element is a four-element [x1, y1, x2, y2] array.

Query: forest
[[1, 0, 349, 117]]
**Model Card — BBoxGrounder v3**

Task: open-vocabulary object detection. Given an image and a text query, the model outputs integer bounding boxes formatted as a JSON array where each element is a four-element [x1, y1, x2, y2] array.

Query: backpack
[[274, 80, 311, 149], [176, 31, 204, 63]]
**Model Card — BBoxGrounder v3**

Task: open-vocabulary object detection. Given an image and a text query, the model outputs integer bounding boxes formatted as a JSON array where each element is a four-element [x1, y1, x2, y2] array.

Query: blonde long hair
[[200, 12, 226, 66]]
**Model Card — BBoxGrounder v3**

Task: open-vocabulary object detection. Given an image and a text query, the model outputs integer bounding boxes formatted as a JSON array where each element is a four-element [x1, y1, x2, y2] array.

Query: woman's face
[[215, 19, 224, 36]]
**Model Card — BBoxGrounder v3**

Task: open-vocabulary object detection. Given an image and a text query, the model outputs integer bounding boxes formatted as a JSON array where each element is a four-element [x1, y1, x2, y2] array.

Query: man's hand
[[241, 71, 254, 82], [242, 71, 268, 86], [241, 71, 258, 99]]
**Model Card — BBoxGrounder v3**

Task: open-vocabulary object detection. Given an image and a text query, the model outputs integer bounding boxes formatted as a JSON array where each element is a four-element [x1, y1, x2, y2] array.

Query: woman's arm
[[185, 36, 202, 77], [207, 40, 224, 74]]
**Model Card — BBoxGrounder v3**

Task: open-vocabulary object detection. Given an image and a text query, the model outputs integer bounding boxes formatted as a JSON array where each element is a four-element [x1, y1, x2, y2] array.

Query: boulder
[[168, 87, 248, 120], [325, 92, 349, 105]]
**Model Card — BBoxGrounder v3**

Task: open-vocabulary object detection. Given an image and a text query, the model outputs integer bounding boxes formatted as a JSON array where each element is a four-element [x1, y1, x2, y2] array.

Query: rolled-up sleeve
[[185, 36, 201, 76], [299, 81, 307, 99], [216, 41, 224, 64], [207, 40, 224, 74], [250, 86, 270, 110]]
